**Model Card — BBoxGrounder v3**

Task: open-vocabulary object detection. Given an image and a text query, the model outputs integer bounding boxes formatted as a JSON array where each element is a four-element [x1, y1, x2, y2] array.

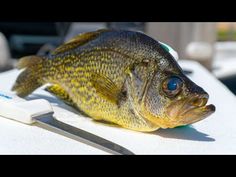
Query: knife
[[0, 91, 134, 155]]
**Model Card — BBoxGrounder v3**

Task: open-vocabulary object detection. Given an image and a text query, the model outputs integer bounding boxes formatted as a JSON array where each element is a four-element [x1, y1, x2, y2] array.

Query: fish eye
[[162, 76, 183, 97]]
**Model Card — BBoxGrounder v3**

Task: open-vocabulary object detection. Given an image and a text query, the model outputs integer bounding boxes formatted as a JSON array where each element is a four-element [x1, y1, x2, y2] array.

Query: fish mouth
[[166, 94, 216, 126]]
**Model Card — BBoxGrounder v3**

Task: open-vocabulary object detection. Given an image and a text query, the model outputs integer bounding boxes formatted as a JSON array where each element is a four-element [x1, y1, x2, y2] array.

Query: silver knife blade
[[33, 113, 134, 155]]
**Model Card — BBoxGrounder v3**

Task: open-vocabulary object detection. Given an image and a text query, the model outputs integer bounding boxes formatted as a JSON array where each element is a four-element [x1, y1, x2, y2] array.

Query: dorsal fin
[[52, 29, 110, 55]]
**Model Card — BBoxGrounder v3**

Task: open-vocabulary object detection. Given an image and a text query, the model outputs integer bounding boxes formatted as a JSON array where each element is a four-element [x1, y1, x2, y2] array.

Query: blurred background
[[0, 22, 235, 94]]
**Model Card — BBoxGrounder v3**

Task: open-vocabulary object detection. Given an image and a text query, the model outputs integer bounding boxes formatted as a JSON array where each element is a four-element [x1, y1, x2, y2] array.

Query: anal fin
[[45, 85, 75, 107]]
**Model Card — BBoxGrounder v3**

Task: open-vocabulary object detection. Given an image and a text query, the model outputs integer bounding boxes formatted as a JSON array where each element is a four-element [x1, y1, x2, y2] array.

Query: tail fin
[[12, 56, 44, 97]]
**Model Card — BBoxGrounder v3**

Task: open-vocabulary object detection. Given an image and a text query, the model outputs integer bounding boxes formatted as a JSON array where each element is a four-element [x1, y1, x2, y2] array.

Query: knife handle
[[0, 91, 54, 124]]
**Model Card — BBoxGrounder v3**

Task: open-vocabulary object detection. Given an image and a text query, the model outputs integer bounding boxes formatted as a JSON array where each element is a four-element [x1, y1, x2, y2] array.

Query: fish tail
[[12, 56, 44, 97]]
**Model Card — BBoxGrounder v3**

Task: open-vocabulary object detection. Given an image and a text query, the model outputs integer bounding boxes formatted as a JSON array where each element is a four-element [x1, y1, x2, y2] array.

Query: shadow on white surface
[[154, 126, 215, 142], [26, 93, 82, 115], [26, 93, 215, 142]]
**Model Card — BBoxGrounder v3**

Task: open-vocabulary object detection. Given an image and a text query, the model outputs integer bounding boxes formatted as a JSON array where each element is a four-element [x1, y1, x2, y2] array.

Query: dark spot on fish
[[117, 90, 128, 108], [129, 108, 135, 116]]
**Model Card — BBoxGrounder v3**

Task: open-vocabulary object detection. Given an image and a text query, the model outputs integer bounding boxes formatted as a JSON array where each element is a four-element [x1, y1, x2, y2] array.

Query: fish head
[[130, 56, 215, 129], [147, 71, 215, 128]]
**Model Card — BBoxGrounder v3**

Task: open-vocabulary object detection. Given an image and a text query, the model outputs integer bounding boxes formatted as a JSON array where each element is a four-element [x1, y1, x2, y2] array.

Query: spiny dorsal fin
[[52, 29, 111, 55]]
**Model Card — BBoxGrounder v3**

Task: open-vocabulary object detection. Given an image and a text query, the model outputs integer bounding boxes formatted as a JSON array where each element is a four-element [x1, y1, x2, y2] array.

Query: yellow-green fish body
[[12, 29, 215, 132]]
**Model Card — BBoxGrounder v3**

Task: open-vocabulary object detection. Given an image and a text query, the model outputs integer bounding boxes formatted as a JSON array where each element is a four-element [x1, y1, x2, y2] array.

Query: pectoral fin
[[90, 72, 126, 105]]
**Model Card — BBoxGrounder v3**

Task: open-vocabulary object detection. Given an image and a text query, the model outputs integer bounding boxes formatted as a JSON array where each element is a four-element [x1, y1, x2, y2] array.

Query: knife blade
[[34, 113, 134, 155]]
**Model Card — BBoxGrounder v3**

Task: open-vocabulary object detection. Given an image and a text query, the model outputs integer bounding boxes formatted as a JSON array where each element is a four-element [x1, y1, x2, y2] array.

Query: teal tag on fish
[[160, 43, 170, 53], [159, 41, 178, 60], [175, 125, 189, 128]]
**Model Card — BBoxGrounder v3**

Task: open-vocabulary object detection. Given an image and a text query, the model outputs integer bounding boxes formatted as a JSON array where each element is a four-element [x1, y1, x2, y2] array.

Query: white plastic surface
[[0, 92, 53, 124], [0, 60, 236, 154]]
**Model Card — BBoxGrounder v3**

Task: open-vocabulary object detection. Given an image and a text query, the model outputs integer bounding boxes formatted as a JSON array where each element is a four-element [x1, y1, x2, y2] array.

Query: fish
[[12, 29, 216, 132]]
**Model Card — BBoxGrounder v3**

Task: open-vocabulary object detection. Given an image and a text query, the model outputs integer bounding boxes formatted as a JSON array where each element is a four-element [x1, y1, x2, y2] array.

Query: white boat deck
[[0, 60, 236, 154], [213, 57, 236, 79], [213, 42, 236, 79]]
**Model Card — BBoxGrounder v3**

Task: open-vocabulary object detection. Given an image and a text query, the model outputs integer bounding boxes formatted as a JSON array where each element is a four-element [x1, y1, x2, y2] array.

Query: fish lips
[[166, 95, 216, 126], [178, 103, 215, 125]]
